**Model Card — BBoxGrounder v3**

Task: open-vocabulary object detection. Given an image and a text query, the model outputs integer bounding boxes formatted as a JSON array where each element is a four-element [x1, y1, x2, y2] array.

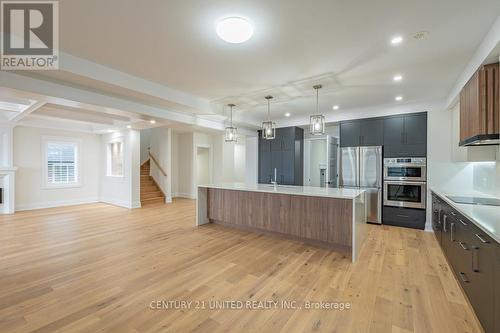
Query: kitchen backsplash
[[473, 161, 500, 197]]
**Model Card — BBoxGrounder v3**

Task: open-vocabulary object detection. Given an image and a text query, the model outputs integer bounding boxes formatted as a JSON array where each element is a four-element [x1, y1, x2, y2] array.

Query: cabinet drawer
[[382, 206, 426, 229]]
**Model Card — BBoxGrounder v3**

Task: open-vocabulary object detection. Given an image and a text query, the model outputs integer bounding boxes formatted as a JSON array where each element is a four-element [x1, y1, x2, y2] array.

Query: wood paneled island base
[[197, 183, 367, 262]]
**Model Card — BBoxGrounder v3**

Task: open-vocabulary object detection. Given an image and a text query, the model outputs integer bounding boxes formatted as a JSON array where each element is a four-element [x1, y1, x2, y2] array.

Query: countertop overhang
[[198, 183, 365, 199]]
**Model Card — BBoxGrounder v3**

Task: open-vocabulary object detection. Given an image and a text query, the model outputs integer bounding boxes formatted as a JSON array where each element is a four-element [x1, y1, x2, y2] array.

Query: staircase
[[140, 160, 165, 206]]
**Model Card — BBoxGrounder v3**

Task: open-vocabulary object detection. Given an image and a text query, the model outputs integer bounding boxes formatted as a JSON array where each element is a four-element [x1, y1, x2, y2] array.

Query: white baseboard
[[16, 197, 99, 211], [100, 197, 138, 209], [172, 192, 195, 199]]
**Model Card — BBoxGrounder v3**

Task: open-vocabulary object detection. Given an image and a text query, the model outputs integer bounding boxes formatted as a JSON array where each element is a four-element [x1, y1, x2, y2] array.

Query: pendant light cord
[[316, 87, 319, 113], [267, 99, 270, 121], [313, 84, 322, 114]]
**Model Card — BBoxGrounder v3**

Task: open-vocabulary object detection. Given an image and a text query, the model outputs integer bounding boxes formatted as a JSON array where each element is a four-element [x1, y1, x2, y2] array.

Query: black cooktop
[[446, 196, 500, 206]]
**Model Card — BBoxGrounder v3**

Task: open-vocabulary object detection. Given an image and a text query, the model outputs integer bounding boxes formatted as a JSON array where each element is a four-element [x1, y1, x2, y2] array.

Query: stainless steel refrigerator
[[339, 146, 382, 224]]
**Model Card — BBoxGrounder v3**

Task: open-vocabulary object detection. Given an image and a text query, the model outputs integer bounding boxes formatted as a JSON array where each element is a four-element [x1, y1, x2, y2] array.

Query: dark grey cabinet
[[382, 206, 426, 229], [360, 119, 383, 146], [258, 150, 272, 183], [432, 193, 498, 333], [340, 119, 383, 147], [383, 113, 427, 157], [340, 121, 361, 147], [258, 127, 303, 186]]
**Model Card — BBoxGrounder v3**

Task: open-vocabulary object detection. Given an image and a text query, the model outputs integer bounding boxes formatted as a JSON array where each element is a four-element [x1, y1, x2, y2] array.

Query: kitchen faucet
[[270, 168, 278, 186]]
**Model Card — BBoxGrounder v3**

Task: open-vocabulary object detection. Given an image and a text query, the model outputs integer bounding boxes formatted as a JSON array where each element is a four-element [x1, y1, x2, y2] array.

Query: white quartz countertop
[[198, 182, 365, 199], [431, 188, 500, 243]]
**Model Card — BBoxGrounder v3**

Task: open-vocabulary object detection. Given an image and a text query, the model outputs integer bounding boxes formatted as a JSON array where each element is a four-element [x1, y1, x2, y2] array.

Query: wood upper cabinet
[[459, 62, 499, 145]]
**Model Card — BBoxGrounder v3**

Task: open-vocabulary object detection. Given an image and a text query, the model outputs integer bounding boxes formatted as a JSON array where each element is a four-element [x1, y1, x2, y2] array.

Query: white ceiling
[[1, 0, 498, 132], [50, 0, 500, 124]]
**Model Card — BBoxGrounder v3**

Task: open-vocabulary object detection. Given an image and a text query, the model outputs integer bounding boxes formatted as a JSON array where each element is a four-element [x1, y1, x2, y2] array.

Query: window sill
[[42, 183, 82, 190]]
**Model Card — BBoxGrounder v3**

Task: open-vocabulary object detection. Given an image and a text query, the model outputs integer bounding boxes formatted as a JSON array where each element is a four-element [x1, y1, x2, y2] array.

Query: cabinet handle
[[459, 272, 469, 283], [450, 222, 455, 241], [450, 211, 456, 216], [438, 209, 442, 225], [475, 233, 489, 243], [459, 242, 469, 250], [472, 246, 479, 272], [459, 219, 468, 226], [405, 133, 408, 144], [401, 133, 404, 144], [442, 215, 447, 232], [396, 214, 409, 218]]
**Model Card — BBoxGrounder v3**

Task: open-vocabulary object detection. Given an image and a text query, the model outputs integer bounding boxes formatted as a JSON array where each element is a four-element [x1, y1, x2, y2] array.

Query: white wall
[[427, 104, 499, 229], [234, 137, 246, 182], [170, 131, 249, 198], [245, 136, 258, 184], [0, 124, 13, 167], [13, 126, 100, 210], [140, 129, 151, 165], [196, 147, 210, 185], [100, 129, 141, 208], [176, 132, 194, 197]]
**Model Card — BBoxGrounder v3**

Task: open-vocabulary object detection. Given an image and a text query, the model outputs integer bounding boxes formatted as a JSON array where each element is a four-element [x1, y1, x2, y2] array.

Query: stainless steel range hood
[[459, 134, 500, 146]]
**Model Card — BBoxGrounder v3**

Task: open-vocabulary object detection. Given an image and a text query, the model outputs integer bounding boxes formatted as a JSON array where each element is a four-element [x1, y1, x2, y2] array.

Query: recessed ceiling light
[[393, 75, 403, 82], [150, 120, 156, 124], [332, 105, 339, 110], [391, 36, 403, 45], [126, 125, 132, 129], [395, 96, 403, 101], [107, 129, 114, 133], [284, 112, 291, 117], [216, 17, 254, 44]]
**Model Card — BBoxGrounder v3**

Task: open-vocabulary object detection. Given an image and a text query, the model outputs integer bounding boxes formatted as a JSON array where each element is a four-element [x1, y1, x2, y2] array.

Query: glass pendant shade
[[309, 114, 325, 136], [262, 95, 276, 140], [225, 126, 237, 142], [224, 103, 237, 142], [310, 84, 326, 136], [262, 121, 276, 139]]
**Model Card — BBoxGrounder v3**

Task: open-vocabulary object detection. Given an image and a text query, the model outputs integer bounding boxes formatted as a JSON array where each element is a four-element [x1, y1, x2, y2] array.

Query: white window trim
[[41, 136, 82, 189], [106, 136, 125, 178]]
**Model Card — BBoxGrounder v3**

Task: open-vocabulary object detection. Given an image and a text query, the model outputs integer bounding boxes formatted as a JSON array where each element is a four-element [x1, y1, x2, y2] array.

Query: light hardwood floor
[[0, 199, 482, 333]]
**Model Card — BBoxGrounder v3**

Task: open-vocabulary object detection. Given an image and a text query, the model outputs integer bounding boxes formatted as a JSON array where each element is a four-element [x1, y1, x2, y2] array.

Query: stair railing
[[148, 149, 167, 177]]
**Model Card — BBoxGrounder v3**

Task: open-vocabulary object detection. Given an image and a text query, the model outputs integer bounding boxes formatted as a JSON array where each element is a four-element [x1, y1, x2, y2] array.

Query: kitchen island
[[197, 183, 367, 262]]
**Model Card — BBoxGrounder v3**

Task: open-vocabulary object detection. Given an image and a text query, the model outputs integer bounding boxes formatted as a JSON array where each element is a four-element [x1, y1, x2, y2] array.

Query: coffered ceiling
[[7, 0, 500, 128]]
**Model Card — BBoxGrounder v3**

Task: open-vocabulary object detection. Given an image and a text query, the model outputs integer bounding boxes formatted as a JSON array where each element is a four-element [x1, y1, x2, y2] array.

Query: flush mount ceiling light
[[126, 125, 132, 129], [391, 36, 403, 45], [310, 85, 325, 136], [262, 96, 276, 140], [225, 103, 237, 142], [216, 17, 254, 44], [149, 119, 156, 124], [332, 105, 339, 110], [285, 112, 291, 117], [395, 96, 403, 101], [393, 74, 403, 82]]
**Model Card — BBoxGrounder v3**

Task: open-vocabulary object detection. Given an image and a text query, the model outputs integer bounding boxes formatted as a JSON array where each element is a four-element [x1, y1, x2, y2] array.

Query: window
[[42, 137, 81, 188], [107, 139, 124, 177]]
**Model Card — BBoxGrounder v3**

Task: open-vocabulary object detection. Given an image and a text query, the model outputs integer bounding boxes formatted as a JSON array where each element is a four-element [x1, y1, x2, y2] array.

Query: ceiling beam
[[9, 101, 46, 122]]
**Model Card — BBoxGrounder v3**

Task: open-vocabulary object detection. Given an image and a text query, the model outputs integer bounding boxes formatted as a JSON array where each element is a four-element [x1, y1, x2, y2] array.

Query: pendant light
[[262, 95, 276, 140], [224, 103, 237, 142], [310, 84, 325, 136]]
